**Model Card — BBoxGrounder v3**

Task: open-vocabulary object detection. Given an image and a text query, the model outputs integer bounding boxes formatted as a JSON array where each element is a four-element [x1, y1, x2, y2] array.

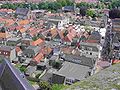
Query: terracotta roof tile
[[31, 38, 44, 46], [33, 52, 44, 63], [50, 28, 58, 38], [5, 19, 15, 26], [19, 28, 27, 33], [0, 9, 14, 12], [112, 60, 120, 64], [61, 47, 74, 54], [18, 20, 29, 25], [41, 47, 52, 55], [0, 32, 11, 38]]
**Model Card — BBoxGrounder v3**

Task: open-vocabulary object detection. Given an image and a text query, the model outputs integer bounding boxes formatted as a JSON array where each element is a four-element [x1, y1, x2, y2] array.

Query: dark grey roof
[[64, 54, 95, 68], [43, 22, 54, 29], [89, 31, 101, 41], [64, 6, 74, 12], [41, 72, 52, 82], [0, 45, 15, 51], [48, 15, 64, 20], [54, 61, 91, 81], [48, 21, 58, 26], [27, 46, 40, 54], [80, 42, 99, 52], [7, 37, 21, 42], [26, 66, 36, 75], [54, 33, 61, 40], [15, 8, 29, 16], [112, 34, 119, 43], [50, 55, 58, 61], [0, 59, 35, 90]]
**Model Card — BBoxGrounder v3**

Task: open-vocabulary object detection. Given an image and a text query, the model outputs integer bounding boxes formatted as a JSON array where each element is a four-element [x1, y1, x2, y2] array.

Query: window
[[87, 47, 92, 51], [90, 52, 92, 55], [4, 52, 6, 55], [66, 78, 75, 84], [102, 37, 104, 39]]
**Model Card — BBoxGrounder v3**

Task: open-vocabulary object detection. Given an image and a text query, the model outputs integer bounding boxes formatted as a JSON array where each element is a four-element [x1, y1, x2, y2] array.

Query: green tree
[[52, 61, 62, 69], [52, 84, 66, 90], [86, 9, 96, 18], [30, 3, 38, 10], [17, 3, 24, 8], [77, 2, 89, 8], [108, 4, 112, 9], [57, 0, 67, 6], [1, 3, 9, 9], [111, 0, 120, 9], [19, 66, 27, 72], [38, 81, 52, 90]]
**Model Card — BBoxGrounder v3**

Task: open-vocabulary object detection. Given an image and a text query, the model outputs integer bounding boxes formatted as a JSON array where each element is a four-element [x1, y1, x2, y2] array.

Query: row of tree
[[1, 0, 120, 11], [0, 0, 73, 11], [0, 1, 106, 11], [100, 0, 120, 9]]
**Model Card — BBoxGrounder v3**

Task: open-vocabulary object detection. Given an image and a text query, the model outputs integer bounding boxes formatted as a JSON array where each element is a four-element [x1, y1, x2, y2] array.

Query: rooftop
[[0, 46, 15, 51], [63, 54, 95, 68], [7, 37, 21, 41], [0, 59, 35, 90], [54, 61, 91, 81]]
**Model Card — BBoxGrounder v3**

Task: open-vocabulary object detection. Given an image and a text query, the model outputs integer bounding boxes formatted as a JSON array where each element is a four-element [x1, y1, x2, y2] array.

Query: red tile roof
[[0, 9, 14, 12], [16, 46, 22, 53], [5, 19, 15, 26], [64, 32, 75, 42], [18, 20, 29, 25], [50, 28, 58, 38], [41, 47, 52, 55], [31, 38, 44, 46], [19, 28, 27, 33], [112, 60, 120, 64], [33, 53, 44, 63]]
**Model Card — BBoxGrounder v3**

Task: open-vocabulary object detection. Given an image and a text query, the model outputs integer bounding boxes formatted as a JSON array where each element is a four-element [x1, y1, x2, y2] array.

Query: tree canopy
[[86, 9, 96, 18]]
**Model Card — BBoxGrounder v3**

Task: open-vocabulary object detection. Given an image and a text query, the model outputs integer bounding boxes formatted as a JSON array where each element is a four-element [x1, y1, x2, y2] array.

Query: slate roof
[[0, 45, 14, 52], [54, 61, 91, 81], [79, 42, 99, 52], [48, 15, 64, 20], [7, 37, 21, 42], [0, 59, 35, 90], [27, 46, 40, 55], [15, 8, 29, 16], [64, 6, 74, 12], [63, 54, 95, 68]]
